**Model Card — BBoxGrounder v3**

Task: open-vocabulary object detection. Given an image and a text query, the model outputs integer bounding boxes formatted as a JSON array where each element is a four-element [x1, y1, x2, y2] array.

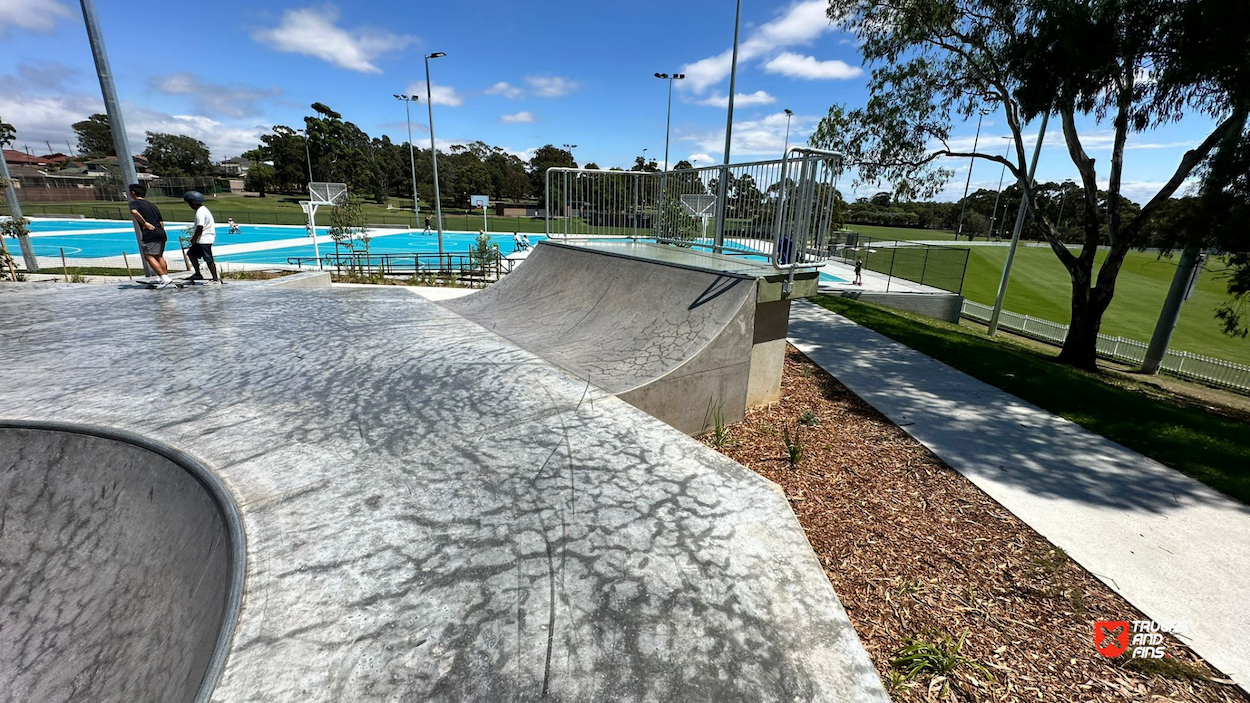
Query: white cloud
[[407, 82, 463, 107], [684, 111, 813, 157], [695, 90, 777, 108], [127, 109, 266, 159], [763, 52, 861, 80], [500, 111, 535, 124], [0, 0, 72, 35], [526, 75, 577, 98], [681, 1, 835, 92], [0, 61, 77, 93], [485, 81, 523, 99], [688, 153, 715, 165], [253, 6, 413, 74], [0, 89, 264, 159], [149, 73, 281, 118]]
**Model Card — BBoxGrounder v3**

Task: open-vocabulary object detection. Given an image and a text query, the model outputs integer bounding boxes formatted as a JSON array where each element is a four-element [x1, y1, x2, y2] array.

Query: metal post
[[424, 52, 447, 256], [1142, 244, 1203, 374], [713, 0, 743, 252], [955, 110, 986, 238], [80, 0, 150, 275], [399, 97, 418, 220], [986, 139, 1010, 241], [782, 109, 793, 159], [0, 150, 37, 270], [301, 127, 313, 184], [988, 113, 1049, 336]]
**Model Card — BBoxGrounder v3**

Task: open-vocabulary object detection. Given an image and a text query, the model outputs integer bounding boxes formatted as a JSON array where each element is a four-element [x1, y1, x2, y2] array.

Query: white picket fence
[[960, 300, 1250, 393]]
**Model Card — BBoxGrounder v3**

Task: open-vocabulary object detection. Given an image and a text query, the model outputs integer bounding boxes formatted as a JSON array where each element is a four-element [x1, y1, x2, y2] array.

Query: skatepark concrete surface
[[0, 280, 888, 702], [788, 302, 1250, 691]]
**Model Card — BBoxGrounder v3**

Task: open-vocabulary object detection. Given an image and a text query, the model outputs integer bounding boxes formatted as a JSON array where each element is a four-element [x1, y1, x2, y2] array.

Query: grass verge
[[811, 294, 1250, 505]]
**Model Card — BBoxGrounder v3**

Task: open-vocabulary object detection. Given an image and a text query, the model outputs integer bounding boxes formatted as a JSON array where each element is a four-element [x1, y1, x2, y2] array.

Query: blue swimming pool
[[25, 219, 135, 233], [8, 219, 412, 258], [217, 232, 546, 264], [8, 219, 846, 282]]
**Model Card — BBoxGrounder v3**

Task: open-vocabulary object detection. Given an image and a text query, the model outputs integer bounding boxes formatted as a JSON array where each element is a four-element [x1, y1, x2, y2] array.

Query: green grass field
[[847, 224, 959, 242], [812, 295, 1250, 504], [840, 224, 1246, 366], [958, 247, 1247, 366]]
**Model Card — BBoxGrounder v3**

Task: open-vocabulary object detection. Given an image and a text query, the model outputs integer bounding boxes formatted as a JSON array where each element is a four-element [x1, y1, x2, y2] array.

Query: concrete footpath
[[787, 301, 1250, 691]]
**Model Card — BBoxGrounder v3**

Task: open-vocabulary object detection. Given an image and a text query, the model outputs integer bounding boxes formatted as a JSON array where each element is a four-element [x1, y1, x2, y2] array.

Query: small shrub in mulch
[[705, 346, 1247, 703]]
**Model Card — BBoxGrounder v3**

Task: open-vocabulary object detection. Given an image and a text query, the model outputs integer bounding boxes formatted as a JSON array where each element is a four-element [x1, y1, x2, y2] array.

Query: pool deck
[[0, 281, 887, 702]]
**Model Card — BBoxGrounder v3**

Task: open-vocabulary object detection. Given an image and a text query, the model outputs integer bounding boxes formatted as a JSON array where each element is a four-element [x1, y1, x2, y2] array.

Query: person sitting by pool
[[521, 233, 531, 249], [227, 217, 240, 235]]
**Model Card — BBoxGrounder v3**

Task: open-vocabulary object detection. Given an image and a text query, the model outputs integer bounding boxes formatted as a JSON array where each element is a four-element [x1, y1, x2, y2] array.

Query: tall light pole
[[393, 94, 420, 220], [0, 135, 37, 270], [424, 52, 446, 257], [987, 137, 1011, 241], [713, 0, 743, 251], [562, 143, 577, 163], [782, 108, 794, 158], [653, 72, 685, 172], [80, 0, 148, 275], [642, 148, 648, 168], [955, 109, 989, 239], [296, 127, 314, 185], [989, 113, 1049, 337], [1056, 178, 1074, 232]]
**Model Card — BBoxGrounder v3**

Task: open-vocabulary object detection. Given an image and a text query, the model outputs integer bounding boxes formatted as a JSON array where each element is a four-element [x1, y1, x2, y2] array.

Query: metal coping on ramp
[[0, 419, 247, 703], [544, 239, 787, 279]]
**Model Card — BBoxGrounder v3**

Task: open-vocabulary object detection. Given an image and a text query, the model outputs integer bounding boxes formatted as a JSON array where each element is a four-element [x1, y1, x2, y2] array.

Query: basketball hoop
[[301, 183, 347, 269], [679, 194, 718, 243]]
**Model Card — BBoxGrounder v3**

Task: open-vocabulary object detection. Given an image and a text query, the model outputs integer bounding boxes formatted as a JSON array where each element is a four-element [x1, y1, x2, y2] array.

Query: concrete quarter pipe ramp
[[0, 423, 243, 703], [446, 241, 788, 433]]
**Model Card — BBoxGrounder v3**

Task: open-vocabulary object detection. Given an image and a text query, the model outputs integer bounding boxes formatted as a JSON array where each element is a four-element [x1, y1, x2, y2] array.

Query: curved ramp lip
[[0, 418, 247, 703]]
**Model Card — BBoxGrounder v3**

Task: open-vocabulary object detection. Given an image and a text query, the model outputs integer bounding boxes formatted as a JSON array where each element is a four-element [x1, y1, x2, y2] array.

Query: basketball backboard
[[308, 182, 348, 205], [471, 195, 489, 209], [679, 194, 717, 218]]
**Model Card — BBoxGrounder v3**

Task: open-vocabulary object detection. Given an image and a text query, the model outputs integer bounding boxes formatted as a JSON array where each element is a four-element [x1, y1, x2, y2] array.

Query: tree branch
[[1060, 107, 1103, 263], [1106, 64, 1135, 249]]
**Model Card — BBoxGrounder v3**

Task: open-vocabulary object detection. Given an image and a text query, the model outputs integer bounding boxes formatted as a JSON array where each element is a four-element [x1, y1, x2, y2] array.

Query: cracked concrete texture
[[0, 283, 886, 702]]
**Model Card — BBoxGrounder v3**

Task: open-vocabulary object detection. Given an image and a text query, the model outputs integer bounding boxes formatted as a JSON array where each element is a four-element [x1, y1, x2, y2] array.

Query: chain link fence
[[828, 233, 970, 294]]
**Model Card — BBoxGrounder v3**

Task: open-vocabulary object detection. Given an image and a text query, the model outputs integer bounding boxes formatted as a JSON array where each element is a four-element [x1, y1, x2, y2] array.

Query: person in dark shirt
[[128, 183, 172, 287]]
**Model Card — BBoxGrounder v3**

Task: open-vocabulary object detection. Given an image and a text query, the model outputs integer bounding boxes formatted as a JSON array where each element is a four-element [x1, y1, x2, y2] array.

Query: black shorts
[[188, 242, 214, 264], [140, 240, 166, 257]]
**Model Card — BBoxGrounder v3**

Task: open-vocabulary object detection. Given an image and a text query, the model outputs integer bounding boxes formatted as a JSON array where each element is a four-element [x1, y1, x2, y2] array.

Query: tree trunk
[[1058, 291, 1103, 370], [1057, 253, 1120, 370]]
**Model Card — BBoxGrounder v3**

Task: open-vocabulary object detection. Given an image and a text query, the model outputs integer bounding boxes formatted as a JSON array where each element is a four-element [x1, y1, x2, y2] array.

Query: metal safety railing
[[287, 251, 515, 284], [961, 300, 1250, 393], [543, 148, 844, 279]]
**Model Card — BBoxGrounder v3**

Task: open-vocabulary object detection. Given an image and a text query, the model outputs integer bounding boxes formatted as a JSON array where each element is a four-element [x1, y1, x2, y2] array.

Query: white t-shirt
[[194, 207, 217, 245]]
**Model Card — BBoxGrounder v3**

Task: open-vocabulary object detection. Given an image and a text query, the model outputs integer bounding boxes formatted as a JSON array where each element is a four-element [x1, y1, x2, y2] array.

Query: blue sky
[[0, 0, 1220, 203]]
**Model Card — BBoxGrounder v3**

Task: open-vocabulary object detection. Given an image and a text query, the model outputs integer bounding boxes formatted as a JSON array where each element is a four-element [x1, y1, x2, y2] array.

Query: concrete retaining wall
[[834, 290, 964, 323]]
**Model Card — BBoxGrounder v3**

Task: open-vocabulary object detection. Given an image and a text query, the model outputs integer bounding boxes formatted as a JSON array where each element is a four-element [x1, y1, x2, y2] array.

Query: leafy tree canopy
[[813, 0, 1249, 368], [72, 114, 114, 158], [143, 132, 212, 177]]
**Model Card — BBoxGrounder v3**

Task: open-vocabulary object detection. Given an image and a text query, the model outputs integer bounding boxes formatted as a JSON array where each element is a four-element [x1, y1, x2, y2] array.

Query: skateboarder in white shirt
[[183, 191, 221, 283]]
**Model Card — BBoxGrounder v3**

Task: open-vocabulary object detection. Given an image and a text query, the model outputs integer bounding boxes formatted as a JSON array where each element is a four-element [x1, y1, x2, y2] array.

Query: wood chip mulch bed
[[705, 345, 1247, 702]]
